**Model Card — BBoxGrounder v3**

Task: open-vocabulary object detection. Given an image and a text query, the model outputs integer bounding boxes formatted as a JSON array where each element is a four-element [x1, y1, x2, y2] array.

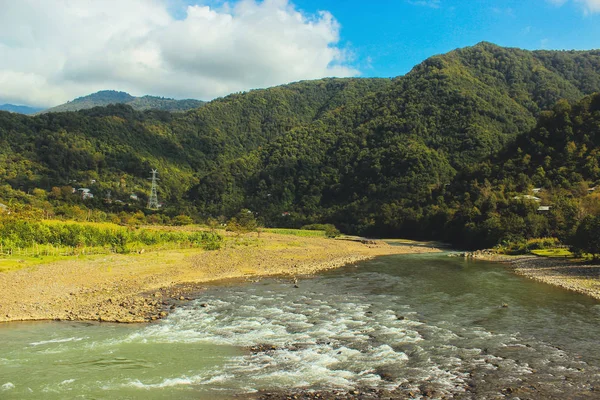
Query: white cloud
[[580, 0, 600, 12], [547, 0, 600, 13], [0, 0, 357, 107]]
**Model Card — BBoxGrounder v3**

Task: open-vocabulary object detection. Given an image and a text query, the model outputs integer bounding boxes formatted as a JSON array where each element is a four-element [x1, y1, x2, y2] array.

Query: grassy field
[[531, 248, 574, 258], [0, 219, 223, 273], [263, 228, 326, 237]]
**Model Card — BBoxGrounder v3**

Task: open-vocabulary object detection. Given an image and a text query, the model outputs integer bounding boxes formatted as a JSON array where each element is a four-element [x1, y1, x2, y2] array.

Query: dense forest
[[1, 42, 600, 249]]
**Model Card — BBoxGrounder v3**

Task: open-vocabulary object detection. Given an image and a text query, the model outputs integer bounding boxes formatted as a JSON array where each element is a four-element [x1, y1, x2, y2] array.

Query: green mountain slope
[[192, 42, 600, 230], [40, 90, 205, 113], [0, 78, 389, 204], [2, 43, 600, 249]]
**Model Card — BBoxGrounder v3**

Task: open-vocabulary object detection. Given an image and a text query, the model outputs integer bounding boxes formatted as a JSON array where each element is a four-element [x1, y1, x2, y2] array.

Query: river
[[1, 253, 600, 399]]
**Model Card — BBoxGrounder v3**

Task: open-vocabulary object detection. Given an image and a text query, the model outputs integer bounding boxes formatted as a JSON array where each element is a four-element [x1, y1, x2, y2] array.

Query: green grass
[[531, 248, 574, 258], [265, 228, 326, 237], [0, 253, 89, 273]]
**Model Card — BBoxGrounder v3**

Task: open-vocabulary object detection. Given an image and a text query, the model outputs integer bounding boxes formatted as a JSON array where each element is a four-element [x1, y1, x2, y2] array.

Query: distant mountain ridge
[[40, 90, 205, 113], [0, 104, 44, 115]]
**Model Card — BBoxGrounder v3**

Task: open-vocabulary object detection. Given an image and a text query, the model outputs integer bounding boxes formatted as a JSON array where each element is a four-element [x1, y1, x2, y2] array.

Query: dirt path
[[0, 233, 440, 323]]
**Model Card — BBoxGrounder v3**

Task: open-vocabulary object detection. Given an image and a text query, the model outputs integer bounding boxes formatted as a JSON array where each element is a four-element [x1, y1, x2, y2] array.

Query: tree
[[172, 214, 193, 226], [226, 209, 258, 236], [571, 215, 600, 260]]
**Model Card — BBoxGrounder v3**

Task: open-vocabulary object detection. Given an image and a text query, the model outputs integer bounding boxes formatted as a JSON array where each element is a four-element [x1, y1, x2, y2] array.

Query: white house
[[513, 195, 541, 202]]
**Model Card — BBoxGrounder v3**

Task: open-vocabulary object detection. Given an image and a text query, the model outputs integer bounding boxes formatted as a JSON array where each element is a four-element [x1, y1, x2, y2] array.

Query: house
[[532, 188, 543, 194], [130, 194, 139, 201], [281, 212, 290, 217], [513, 195, 541, 202], [589, 187, 597, 193], [77, 188, 93, 200], [537, 206, 551, 212]]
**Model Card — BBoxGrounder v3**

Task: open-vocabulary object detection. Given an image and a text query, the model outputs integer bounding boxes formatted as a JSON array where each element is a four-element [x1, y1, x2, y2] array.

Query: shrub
[[302, 223, 341, 238], [172, 215, 194, 226]]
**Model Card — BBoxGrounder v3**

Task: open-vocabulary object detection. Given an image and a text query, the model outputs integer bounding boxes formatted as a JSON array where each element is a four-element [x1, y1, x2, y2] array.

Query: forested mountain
[[39, 90, 206, 113], [2, 42, 600, 248], [0, 104, 43, 115]]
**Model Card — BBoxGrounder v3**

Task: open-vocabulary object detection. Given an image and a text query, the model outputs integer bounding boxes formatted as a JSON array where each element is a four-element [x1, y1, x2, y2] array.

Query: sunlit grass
[[531, 248, 574, 258], [264, 228, 325, 237]]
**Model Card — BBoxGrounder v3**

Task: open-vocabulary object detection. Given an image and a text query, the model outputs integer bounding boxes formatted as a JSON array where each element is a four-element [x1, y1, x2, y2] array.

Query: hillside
[[1, 42, 600, 248], [195, 43, 600, 232], [40, 90, 205, 113], [0, 104, 44, 115]]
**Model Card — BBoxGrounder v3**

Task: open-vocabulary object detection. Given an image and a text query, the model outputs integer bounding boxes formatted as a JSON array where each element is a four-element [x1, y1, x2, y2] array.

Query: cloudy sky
[[1, 0, 599, 107]]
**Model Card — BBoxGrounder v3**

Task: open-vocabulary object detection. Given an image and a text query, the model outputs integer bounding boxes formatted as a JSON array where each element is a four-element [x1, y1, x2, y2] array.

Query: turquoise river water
[[2, 252, 600, 399]]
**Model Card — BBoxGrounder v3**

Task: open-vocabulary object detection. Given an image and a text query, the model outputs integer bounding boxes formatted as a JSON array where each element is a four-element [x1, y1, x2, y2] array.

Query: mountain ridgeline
[[0, 104, 44, 115], [1, 42, 600, 249], [39, 90, 206, 113]]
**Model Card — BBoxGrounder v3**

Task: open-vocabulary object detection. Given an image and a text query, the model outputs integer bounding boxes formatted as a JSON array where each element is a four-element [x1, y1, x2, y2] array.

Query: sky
[[1, 0, 599, 107]]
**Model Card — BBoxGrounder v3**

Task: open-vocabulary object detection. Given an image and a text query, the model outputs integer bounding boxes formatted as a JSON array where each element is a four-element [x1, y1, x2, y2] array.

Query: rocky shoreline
[[0, 233, 440, 324]]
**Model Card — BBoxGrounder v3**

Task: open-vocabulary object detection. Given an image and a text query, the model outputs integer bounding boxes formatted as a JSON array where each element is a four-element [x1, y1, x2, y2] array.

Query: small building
[[513, 195, 541, 202], [537, 206, 551, 212], [129, 194, 139, 201], [77, 188, 93, 200], [589, 187, 597, 193], [281, 212, 290, 217], [532, 188, 543, 194]]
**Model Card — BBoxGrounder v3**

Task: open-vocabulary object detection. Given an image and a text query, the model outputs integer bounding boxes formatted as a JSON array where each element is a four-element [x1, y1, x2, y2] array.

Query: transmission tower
[[147, 169, 160, 209]]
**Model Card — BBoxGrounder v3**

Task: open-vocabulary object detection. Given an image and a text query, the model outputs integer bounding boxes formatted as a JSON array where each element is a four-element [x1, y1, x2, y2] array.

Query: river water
[[2, 253, 600, 399]]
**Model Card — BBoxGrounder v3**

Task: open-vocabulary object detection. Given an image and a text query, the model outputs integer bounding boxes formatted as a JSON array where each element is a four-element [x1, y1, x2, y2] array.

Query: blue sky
[[271, 0, 600, 77], [2, 0, 599, 106]]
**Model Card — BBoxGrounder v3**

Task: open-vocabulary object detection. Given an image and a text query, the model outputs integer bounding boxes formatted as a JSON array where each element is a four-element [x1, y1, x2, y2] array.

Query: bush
[[226, 209, 257, 235], [324, 225, 341, 238], [0, 217, 223, 254], [497, 237, 561, 255], [571, 215, 600, 260], [172, 214, 194, 226], [302, 223, 341, 238]]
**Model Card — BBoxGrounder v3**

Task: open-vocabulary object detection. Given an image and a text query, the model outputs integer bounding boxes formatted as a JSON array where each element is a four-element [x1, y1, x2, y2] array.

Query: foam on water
[[29, 337, 86, 346], [118, 279, 488, 394], [2, 383, 15, 391]]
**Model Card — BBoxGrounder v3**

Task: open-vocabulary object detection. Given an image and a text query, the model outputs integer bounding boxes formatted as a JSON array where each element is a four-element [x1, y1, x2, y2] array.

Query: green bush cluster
[[497, 237, 561, 255], [301, 224, 341, 238], [0, 218, 222, 254]]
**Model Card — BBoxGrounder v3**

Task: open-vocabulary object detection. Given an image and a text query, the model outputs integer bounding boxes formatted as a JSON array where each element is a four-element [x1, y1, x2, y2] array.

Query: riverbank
[[0, 232, 440, 323], [467, 251, 600, 301]]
